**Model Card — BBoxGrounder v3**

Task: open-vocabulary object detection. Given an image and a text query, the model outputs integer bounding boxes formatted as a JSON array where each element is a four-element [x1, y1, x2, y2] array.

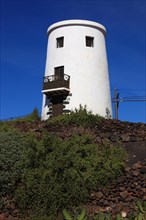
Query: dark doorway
[[54, 66, 64, 80]]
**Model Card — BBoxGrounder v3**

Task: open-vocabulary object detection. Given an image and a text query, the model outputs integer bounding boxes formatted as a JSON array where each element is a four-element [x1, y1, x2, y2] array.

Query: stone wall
[[86, 161, 146, 218], [124, 141, 146, 166]]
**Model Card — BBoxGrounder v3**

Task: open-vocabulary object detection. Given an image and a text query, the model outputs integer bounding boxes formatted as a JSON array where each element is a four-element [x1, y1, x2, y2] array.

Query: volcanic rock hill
[[1, 118, 145, 219], [14, 119, 146, 165]]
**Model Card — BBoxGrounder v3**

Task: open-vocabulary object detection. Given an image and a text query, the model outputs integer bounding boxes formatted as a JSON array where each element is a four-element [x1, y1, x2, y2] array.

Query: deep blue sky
[[1, 0, 146, 122]]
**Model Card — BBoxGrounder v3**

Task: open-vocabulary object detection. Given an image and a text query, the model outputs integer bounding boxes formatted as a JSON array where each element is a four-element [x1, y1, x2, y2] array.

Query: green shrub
[[15, 133, 126, 217], [0, 131, 28, 197], [0, 107, 40, 125], [13, 107, 40, 122], [96, 142, 126, 186], [0, 121, 16, 132], [25, 107, 40, 122], [0, 108, 126, 218], [48, 105, 104, 127]]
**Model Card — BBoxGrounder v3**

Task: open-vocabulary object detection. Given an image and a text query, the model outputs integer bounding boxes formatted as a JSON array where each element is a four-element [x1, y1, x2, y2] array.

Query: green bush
[[13, 107, 40, 122], [96, 142, 126, 186], [15, 133, 126, 217], [0, 131, 27, 197], [0, 121, 16, 132], [0, 109, 126, 218], [1, 107, 40, 125], [24, 107, 40, 122], [48, 105, 104, 127]]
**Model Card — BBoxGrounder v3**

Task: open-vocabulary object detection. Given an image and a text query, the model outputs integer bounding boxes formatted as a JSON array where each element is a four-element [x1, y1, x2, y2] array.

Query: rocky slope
[[0, 119, 146, 219], [86, 161, 146, 218], [13, 119, 146, 165]]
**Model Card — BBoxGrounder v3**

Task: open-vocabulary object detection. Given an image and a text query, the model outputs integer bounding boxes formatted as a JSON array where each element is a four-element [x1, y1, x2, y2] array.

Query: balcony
[[42, 74, 70, 97]]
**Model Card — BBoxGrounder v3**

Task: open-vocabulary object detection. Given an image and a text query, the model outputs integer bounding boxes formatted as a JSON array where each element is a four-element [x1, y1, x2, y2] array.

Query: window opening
[[56, 37, 64, 48], [86, 36, 94, 47]]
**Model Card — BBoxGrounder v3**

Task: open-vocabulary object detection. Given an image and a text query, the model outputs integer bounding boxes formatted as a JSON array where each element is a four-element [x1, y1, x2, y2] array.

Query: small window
[[56, 37, 64, 48], [86, 36, 94, 47]]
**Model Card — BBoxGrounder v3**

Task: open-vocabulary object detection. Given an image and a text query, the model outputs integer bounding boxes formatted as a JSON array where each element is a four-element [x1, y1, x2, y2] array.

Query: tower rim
[[47, 19, 106, 35]]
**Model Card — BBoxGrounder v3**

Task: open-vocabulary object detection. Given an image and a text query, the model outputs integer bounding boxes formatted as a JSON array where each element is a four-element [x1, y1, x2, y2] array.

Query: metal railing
[[44, 74, 70, 83], [43, 74, 70, 91]]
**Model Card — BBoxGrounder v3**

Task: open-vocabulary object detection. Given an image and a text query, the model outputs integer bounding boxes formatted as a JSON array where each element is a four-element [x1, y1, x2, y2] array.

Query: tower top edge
[[47, 19, 106, 35]]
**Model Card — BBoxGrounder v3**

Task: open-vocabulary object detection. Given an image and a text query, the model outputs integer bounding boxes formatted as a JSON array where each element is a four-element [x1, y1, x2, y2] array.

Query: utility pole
[[114, 88, 119, 120], [112, 89, 146, 120]]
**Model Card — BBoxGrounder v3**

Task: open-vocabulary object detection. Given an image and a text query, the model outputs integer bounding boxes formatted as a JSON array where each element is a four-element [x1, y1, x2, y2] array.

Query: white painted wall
[[41, 20, 112, 120]]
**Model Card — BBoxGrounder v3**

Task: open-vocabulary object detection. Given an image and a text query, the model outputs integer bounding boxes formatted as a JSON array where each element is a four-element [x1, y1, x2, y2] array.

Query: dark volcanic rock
[[95, 191, 104, 200], [86, 161, 146, 216], [119, 190, 128, 199]]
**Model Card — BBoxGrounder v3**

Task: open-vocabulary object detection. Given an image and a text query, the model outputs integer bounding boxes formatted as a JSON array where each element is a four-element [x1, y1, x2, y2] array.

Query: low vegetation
[[63, 200, 146, 220], [0, 107, 128, 218], [0, 107, 40, 132], [0, 130, 27, 209], [48, 105, 104, 127]]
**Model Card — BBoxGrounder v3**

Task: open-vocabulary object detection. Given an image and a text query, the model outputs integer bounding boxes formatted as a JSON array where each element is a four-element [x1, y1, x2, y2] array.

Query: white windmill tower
[[41, 20, 112, 120]]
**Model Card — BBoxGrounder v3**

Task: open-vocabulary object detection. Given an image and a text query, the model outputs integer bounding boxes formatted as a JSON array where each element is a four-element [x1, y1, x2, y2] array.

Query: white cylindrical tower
[[41, 19, 112, 120]]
